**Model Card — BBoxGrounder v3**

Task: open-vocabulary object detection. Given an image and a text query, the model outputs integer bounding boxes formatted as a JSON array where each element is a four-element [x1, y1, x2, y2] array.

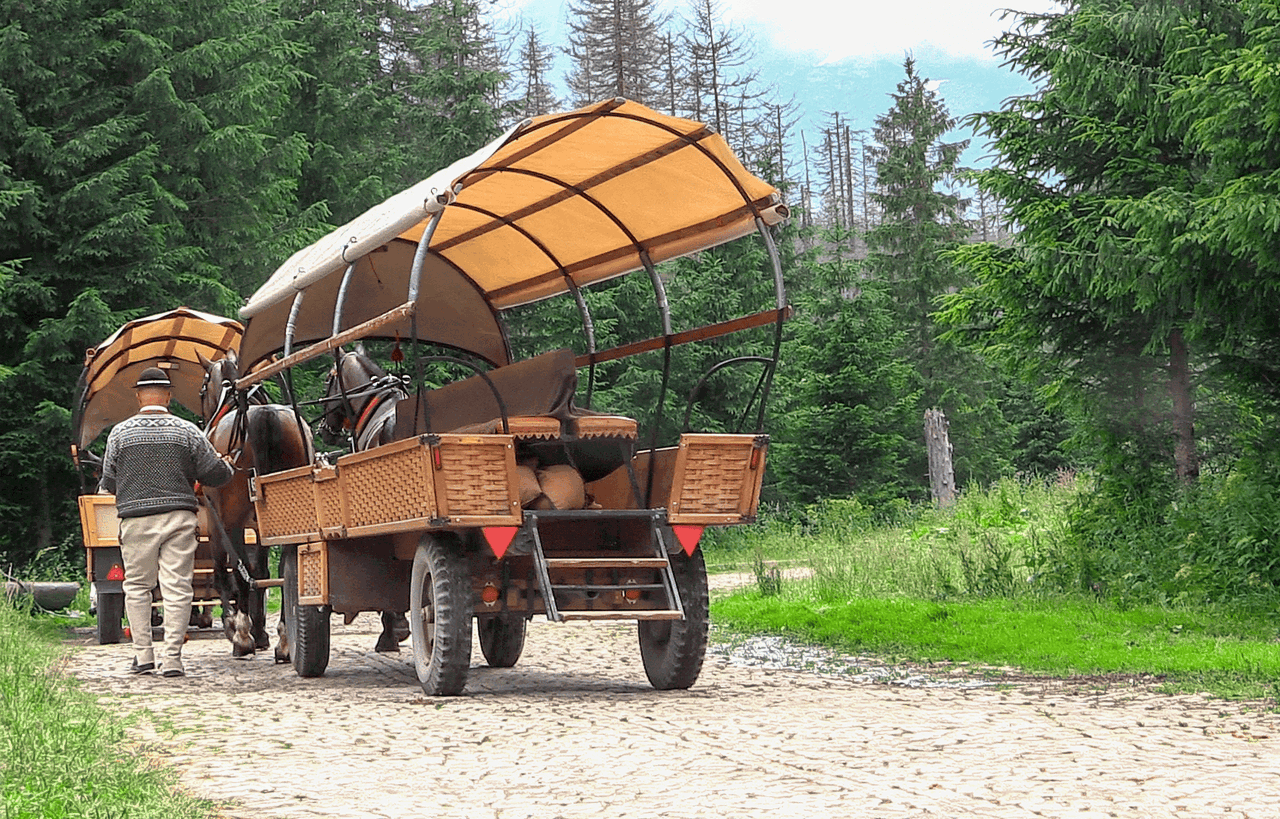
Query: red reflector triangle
[[482, 526, 519, 560], [106, 564, 126, 581], [671, 525, 704, 557]]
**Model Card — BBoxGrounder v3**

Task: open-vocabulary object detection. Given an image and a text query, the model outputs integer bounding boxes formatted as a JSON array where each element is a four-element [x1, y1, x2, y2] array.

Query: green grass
[[0, 597, 218, 819], [706, 474, 1280, 703], [712, 593, 1280, 700]]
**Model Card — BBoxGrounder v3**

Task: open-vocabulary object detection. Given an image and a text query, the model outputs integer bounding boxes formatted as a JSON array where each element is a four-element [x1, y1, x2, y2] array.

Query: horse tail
[[247, 407, 312, 475]]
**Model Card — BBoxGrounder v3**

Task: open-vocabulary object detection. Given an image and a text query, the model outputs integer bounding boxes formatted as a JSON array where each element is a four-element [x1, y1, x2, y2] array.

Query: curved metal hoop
[[681, 356, 775, 435]]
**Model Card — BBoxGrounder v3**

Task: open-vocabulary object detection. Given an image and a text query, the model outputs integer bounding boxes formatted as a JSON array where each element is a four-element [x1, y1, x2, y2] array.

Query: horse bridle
[[318, 353, 407, 448], [200, 365, 261, 467]]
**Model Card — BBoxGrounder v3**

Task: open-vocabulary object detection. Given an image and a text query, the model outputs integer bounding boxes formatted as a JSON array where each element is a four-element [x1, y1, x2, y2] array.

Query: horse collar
[[209, 402, 233, 429], [356, 393, 383, 432]]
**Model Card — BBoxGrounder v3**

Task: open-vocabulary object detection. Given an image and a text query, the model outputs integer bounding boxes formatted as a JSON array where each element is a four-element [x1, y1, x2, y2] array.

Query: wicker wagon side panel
[[298, 542, 327, 604], [255, 468, 320, 542], [313, 472, 344, 532], [341, 441, 435, 529], [430, 436, 521, 525], [668, 434, 767, 524]]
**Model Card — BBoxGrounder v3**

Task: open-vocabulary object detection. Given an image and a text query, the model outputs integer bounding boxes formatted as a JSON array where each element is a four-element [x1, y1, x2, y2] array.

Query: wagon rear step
[[525, 510, 685, 622]]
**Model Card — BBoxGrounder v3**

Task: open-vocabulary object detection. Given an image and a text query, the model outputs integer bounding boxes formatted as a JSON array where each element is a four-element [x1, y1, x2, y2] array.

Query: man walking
[[100, 367, 234, 677]]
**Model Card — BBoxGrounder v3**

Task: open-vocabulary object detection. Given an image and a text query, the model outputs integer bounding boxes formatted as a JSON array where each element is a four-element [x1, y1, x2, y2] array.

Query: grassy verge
[[711, 593, 1280, 701], [0, 597, 217, 819], [706, 475, 1280, 703]]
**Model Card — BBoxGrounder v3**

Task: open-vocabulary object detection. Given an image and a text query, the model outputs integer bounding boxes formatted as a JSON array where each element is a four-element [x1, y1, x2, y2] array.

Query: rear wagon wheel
[[410, 534, 473, 696], [638, 546, 709, 690]]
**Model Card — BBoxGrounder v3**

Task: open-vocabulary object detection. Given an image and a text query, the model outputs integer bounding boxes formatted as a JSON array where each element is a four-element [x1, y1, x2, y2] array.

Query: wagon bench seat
[[391, 348, 639, 481]]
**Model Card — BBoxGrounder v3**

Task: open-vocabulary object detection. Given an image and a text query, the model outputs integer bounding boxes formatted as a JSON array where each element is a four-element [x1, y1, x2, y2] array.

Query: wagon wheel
[[95, 591, 124, 645], [477, 614, 526, 668], [283, 545, 330, 678], [638, 546, 709, 690], [409, 534, 472, 696]]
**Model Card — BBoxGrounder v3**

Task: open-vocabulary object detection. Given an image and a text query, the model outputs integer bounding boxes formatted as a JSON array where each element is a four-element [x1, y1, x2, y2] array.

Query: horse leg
[[210, 527, 238, 643], [375, 610, 410, 653], [248, 540, 271, 651], [274, 547, 291, 664], [225, 529, 256, 657]]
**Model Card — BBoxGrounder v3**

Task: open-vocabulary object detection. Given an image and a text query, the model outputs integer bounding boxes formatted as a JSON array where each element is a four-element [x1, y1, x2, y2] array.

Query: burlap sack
[[516, 463, 542, 507], [533, 464, 585, 510]]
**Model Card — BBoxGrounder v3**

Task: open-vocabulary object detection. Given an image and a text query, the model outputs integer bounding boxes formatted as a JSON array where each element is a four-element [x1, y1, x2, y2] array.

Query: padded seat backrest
[[394, 349, 578, 437]]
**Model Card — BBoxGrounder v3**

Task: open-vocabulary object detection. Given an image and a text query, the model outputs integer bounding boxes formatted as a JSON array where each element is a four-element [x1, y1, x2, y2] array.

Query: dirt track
[[64, 603, 1279, 819]]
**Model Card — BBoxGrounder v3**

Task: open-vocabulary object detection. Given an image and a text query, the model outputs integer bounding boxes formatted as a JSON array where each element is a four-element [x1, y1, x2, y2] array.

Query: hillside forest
[[3, 0, 1280, 609]]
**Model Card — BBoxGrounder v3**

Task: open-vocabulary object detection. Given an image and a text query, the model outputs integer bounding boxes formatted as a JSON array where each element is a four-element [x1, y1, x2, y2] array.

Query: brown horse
[[318, 346, 411, 652], [197, 349, 314, 660]]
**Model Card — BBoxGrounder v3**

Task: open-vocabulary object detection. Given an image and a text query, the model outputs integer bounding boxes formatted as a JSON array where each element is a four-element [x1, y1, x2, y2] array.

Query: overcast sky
[[497, 0, 1060, 64], [493, 0, 1062, 168]]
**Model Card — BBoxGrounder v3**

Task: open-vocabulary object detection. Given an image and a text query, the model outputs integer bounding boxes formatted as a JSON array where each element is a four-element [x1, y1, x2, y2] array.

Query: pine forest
[[3, 0, 1280, 611]]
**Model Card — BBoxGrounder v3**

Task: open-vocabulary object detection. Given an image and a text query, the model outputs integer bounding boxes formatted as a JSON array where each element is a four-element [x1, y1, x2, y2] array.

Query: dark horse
[[197, 349, 314, 660], [317, 345, 411, 652]]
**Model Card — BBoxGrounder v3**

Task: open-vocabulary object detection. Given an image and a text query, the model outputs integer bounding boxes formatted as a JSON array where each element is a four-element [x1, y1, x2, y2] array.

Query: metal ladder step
[[543, 557, 669, 569], [560, 610, 683, 621], [527, 513, 685, 623]]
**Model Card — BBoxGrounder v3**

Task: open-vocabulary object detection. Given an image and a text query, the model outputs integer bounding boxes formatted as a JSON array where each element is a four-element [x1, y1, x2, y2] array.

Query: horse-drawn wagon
[[70, 307, 259, 644], [230, 98, 789, 695]]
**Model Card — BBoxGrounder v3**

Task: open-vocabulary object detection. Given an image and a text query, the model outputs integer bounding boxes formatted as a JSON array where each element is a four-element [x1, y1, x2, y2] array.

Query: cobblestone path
[[64, 610, 1278, 819]]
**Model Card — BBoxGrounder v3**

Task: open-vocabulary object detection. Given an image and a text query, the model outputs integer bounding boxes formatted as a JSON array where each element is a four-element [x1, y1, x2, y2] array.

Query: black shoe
[[130, 658, 155, 674]]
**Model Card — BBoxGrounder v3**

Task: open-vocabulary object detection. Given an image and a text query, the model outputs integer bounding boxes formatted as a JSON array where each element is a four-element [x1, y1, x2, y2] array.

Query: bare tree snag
[[925, 408, 956, 507], [1169, 328, 1198, 484]]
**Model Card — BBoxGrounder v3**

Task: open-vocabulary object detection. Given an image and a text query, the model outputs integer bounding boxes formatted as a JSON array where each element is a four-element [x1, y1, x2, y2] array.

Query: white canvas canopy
[[74, 307, 243, 449], [238, 98, 786, 370]]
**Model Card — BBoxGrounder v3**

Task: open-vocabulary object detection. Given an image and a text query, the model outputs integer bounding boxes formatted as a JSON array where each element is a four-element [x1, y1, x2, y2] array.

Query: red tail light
[[107, 564, 126, 581]]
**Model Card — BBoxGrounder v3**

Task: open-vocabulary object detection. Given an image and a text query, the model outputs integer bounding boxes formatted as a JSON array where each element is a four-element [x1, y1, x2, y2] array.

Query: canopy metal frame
[[233, 100, 790, 464]]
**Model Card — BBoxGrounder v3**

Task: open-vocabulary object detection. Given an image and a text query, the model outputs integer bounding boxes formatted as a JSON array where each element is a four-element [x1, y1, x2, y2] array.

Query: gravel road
[[62, 586, 1279, 819]]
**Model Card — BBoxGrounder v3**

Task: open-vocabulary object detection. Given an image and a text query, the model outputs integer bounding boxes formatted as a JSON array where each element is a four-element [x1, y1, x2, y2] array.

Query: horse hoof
[[274, 652, 291, 664], [232, 644, 255, 658], [374, 634, 400, 653]]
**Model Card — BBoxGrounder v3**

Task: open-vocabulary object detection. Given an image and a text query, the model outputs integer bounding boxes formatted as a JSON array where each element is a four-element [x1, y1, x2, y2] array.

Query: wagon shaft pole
[[236, 302, 417, 391]]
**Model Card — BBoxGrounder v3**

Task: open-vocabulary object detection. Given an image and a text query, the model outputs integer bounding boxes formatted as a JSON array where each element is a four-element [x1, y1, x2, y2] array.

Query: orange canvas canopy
[[74, 307, 243, 449], [238, 98, 786, 370]]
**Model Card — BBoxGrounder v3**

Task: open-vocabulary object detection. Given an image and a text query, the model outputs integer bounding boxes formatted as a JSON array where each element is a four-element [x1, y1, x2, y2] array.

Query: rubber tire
[[478, 614, 526, 668], [96, 591, 124, 645], [283, 546, 330, 678], [638, 546, 709, 690], [409, 534, 473, 696]]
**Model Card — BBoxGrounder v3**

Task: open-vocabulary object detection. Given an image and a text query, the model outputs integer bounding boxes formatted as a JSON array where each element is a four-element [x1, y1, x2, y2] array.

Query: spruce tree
[[279, 0, 407, 227], [512, 24, 561, 118], [865, 56, 969, 365], [945, 0, 1264, 486], [0, 0, 309, 569], [565, 0, 667, 106], [395, 0, 510, 179]]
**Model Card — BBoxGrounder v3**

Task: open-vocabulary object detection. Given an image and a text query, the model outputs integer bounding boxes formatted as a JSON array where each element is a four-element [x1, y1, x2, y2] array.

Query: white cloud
[[713, 0, 1056, 62]]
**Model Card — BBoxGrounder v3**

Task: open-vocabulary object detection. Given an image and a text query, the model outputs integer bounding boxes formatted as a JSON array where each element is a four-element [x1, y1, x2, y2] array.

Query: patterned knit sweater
[[100, 411, 234, 518]]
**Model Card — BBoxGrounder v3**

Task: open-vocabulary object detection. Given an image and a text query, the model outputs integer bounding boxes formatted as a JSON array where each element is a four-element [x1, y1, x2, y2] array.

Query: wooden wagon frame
[[234, 98, 790, 694]]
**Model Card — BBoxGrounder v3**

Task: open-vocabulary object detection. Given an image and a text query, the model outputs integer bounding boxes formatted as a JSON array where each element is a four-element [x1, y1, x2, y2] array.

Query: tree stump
[[924, 408, 955, 507]]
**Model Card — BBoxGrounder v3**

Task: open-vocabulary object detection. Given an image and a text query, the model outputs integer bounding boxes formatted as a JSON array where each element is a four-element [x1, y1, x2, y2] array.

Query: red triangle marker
[[671, 525, 704, 557], [482, 526, 519, 559]]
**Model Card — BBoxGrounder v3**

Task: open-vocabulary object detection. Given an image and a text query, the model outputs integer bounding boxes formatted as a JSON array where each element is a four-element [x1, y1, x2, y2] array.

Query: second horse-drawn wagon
[[70, 307, 260, 644], [228, 99, 790, 695]]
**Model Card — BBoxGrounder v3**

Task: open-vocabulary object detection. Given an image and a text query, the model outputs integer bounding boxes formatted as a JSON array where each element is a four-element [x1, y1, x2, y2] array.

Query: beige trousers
[[119, 509, 199, 667]]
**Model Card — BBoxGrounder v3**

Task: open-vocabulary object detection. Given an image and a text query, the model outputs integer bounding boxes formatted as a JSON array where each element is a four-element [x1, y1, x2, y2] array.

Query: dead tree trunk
[[1169, 328, 1198, 484], [924, 408, 955, 507]]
